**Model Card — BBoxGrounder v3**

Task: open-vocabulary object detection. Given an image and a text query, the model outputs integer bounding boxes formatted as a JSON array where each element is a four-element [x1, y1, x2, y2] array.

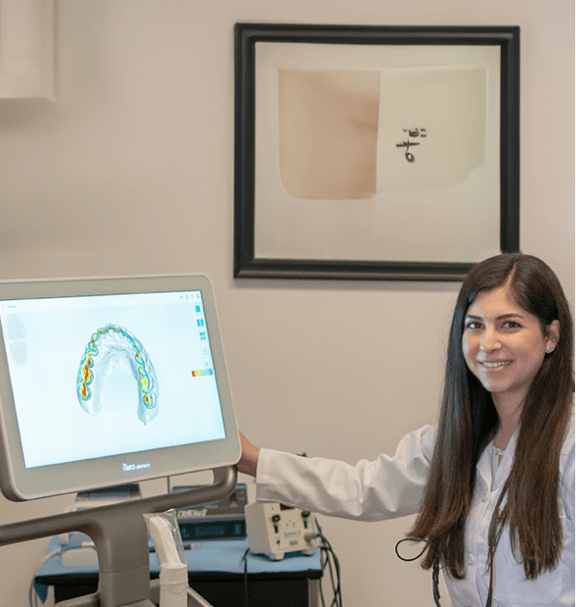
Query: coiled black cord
[[395, 484, 507, 607], [395, 537, 442, 607]]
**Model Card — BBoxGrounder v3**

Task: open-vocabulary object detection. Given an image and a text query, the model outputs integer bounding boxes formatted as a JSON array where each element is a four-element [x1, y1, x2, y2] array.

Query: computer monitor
[[0, 274, 241, 501]]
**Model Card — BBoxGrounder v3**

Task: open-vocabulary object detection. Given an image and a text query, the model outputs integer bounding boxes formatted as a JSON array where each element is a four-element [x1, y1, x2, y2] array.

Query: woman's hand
[[236, 432, 260, 477]]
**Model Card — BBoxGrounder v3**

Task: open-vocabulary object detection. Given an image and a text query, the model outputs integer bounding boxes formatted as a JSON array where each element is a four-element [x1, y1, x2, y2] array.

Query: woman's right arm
[[236, 432, 260, 477], [237, 425, 436, 522]]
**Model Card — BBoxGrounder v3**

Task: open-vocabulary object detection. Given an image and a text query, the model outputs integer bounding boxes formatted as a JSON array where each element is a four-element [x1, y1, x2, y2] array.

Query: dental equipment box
[[245, 502, 318, 560]]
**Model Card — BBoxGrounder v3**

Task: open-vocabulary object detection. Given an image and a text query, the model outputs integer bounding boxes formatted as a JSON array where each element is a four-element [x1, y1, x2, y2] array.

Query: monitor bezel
[[0, 273, 241, 501]]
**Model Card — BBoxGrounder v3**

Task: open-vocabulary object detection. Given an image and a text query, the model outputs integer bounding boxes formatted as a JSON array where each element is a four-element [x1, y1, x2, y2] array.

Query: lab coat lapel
[[476, 442, 493, 492], [477, 426, 520, 494]]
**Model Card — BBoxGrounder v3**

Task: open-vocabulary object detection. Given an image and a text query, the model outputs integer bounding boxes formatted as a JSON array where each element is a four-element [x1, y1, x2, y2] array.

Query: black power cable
[[315, 520, 342, 607], [241, 518, 342, 607]]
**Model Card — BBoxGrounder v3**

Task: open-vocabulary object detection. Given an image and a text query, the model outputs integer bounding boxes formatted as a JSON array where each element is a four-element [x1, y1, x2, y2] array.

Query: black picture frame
[[234, 23, 520, 281]]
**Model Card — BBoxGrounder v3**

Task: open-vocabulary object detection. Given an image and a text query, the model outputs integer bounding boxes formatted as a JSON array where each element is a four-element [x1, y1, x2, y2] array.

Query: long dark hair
[[411, 253, 574, 580]]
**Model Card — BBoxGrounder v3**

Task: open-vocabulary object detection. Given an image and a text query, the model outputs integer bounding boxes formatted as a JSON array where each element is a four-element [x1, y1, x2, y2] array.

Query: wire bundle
[[316, 522, 342, 607], [241, 519, 343, 607]]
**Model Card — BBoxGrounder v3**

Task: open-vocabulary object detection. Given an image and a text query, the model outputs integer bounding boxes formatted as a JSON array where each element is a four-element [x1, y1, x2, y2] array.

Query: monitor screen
[[0, 274, 241, 500]]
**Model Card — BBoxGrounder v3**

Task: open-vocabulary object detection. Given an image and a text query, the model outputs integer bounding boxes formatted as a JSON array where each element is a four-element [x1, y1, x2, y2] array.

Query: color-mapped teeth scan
[[77, 325, 158, 425]]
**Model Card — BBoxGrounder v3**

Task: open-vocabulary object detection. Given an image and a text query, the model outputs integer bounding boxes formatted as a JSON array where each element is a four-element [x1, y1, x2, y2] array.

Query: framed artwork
[[234, 24, 520, 281]]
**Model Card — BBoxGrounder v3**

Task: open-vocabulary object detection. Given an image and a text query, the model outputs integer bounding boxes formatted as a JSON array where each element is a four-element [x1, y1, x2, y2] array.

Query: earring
[[547, 345, 554, 352]]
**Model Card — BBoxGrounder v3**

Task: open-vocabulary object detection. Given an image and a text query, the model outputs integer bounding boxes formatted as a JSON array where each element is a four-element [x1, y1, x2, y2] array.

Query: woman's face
[[462, 284, 559, 407]]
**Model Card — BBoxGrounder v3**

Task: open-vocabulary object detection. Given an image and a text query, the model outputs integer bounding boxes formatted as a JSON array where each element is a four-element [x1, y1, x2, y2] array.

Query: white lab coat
[[256, 414, 575, 606]]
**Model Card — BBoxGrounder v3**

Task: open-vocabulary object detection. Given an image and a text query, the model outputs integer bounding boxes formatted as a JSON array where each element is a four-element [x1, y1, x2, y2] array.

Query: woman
[[238, 254, 574, 606]]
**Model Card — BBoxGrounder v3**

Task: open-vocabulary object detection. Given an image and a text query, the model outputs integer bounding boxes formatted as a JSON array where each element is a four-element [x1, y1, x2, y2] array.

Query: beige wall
[[0, 1, 573, 606]]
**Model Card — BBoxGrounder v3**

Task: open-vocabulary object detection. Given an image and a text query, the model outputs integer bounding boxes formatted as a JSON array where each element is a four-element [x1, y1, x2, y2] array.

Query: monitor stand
[[0, 466, 237, 607]]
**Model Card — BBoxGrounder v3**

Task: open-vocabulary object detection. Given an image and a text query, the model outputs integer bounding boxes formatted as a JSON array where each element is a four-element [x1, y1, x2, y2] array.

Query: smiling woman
[[462, 283, 560, 445], [411, 254, 573, 591], [238, 253, 574, 606]]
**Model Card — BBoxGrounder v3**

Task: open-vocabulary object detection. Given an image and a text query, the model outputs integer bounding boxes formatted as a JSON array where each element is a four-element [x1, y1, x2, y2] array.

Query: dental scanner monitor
[[0, 274, 241, 501]]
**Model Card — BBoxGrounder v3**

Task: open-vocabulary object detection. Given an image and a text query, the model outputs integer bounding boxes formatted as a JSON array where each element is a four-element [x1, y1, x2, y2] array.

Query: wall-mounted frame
[[234, 23, 520, 281]]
